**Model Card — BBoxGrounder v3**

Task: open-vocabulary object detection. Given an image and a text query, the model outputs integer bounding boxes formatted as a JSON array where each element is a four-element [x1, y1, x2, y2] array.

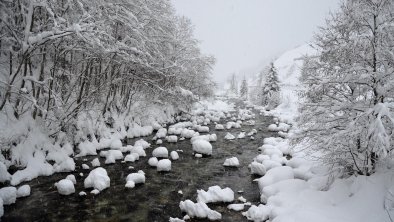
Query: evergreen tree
[[261, 63, 280, 109], [229, 74, 238, 95], [240, 77, 248, 99]]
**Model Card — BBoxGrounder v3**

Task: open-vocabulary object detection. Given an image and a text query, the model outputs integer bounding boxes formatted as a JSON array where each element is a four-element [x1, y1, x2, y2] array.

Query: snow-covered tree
[[240, 77, 248, 99], [296, 0, 394, 175], [261, 63, 280, 109]]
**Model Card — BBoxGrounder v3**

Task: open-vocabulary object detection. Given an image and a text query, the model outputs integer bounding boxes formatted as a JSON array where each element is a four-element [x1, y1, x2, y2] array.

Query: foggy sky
[[171, 0, 340, 84]]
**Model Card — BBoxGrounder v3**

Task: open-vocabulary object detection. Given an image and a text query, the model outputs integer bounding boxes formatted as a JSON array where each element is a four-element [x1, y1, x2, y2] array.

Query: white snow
[[55, 179, 75, 195], [215, 124, 224, 130], [130, 145, 146, 157], [124, 153, 140, 162], [179, 200, 222, 220], [152, 147, 169, 158], [134, 139, 150, 149], [91, 158, 100, 167], [224, 133, 235, 140], [0, 162, 11, 182], [148, 157, 159, 167], [227, 203, 244, 211], [249, 161, 266, 176], [0, 187, 17, 205], [76, 140, 97, 157], [157, 159, 172, 172], [258, 166, 294, 189], [82, 164, 90, 170], [237, 132, 246, 139], [126, 170, 145, 188], [223, 157, 240, 167], [16, 185, 31, 198], [79, 191, 87, 196], [170, 151, 179, 160], [156, 128, 167, 138], [196, 186, 234, 203], [84, 167, 110, 191], [192, 140, 213, 155], [66, 174, 77, 184], [100, 150, 124, 164], [195, 154, 203, 158], [166, 135, 178, 143]]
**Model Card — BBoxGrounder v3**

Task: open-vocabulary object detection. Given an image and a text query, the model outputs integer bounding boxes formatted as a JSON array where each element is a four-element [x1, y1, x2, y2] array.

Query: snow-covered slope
[[273, 44, 316, 122]]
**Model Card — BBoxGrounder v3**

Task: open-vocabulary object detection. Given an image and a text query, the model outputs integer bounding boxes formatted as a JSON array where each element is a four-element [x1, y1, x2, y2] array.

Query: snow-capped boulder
[[0, 187, 17, 205], [55, 179, 75, 195], [157, 159, 171, 172], [152, 147, 169, 158], [223, 157, 239, 167], [192, 140, 212, 155], [84, 167, 110, 191]]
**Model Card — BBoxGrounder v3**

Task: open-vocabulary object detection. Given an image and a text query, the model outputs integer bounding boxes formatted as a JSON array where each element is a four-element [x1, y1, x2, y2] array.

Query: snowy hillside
[[272, 44, 316, 122]]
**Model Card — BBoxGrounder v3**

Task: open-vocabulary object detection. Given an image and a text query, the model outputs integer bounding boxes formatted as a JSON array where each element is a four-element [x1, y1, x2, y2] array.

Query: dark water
[[2, 104, 276, 222]]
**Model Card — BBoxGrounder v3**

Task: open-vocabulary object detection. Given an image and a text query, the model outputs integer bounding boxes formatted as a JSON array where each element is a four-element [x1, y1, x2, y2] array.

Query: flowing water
[[2, 102, 276, 222]]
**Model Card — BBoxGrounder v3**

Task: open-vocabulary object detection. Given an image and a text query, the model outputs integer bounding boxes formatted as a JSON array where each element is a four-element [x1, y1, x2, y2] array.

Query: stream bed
[[2, 102, 277, 222]]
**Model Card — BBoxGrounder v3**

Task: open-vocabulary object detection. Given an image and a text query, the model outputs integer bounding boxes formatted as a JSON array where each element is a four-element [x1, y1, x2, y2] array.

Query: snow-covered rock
[[155, 128, 167, 138], [82, 163, 90, 170], [16, 185, 31, 198], [181, 129, 198, 138], [192, 140, 212, 155], [110, 139, 122, 150], [224, 133, 235, 140], [91, 158, 100, 167], [148, 157, 159, 167], [215, 124, 224, 130], [134, 139, 150, 149], [0, 162, 11, 182], [100, 150, 124, 164], [166, 135, 178, 143], [76, 141, 97, 157], [125, 170, 145, 188], [0, 187, 17, 205], [242, 204, 270, 222], [237, 132, 246, 139], [227, 203, 244, 211], [124, 153, 140, 162], [157, 159, 171, 172], [223, 157, 240, 167], [250, 161, 266, 176], [130, 145, 146, 157], [197, 126, 209, 133], [195, 153, 203, 158], [152, 147, 169, 158], [197, 185, 234, 203], [55, 179, 75, 195], [66, 174, 76, 184], [84, 167, 110, 191], [179, 200, 221, 220], [171, 151, 179, 160]]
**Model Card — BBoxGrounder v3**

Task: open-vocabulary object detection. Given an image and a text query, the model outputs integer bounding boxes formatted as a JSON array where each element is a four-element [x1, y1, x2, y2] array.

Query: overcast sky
[[171, 0, 340, 85]]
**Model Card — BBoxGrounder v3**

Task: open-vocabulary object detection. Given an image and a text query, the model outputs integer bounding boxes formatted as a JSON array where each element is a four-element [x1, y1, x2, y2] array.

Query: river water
[[3, 102, 276, 222]]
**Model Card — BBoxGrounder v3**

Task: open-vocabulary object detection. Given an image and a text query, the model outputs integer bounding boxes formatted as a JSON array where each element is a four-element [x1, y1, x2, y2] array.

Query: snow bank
[[249, 161, 266, 176], [179, 200, 222, 220], [258, 166, 294, 189], [192, 140, 213, 155], [84, 167, 110, 191], [196, 186, 234, 203]]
